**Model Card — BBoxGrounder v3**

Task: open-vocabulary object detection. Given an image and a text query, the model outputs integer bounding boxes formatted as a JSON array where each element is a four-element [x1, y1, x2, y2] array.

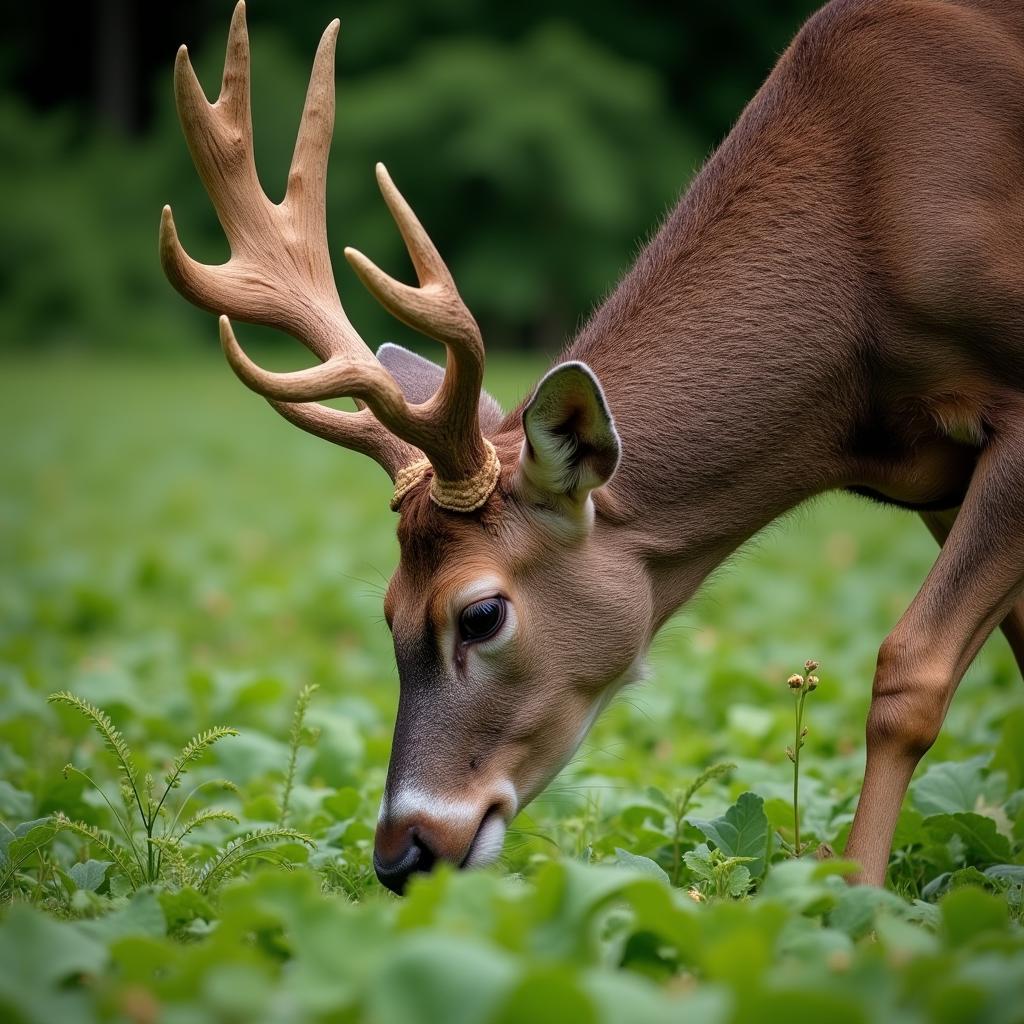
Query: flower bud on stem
[[788, 660, 821, 856]]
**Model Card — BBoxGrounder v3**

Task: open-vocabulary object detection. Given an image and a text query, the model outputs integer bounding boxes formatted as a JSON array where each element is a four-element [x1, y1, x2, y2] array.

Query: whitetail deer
[[162, 0, 1024, 893]]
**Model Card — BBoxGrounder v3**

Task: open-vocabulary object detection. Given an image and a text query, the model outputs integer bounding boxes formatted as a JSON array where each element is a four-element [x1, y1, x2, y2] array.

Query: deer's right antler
[[160, 2, 494, 490]]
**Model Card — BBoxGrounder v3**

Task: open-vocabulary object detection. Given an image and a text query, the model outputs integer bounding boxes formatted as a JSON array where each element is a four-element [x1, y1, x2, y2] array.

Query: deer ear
[[377, 343, 505, 434], [518, 361, 620, 509]]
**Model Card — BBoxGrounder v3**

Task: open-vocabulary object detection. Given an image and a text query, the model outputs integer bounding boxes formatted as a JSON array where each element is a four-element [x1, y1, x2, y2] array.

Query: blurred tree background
[[2, 0, 820, 355]]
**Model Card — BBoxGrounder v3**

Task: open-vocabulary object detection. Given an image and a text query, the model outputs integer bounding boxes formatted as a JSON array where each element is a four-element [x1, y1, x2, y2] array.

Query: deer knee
[[867, 634, 952, 759]]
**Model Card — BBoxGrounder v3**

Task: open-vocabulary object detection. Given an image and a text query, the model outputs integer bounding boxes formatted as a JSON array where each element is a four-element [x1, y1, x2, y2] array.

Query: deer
[[160, 0, 1024, 894]]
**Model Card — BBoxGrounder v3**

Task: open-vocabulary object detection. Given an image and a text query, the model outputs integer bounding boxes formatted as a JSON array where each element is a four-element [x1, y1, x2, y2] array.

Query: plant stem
[[793, 689, 807, 856], [65, 766, 146, 875], [672, 806, 684, 887]]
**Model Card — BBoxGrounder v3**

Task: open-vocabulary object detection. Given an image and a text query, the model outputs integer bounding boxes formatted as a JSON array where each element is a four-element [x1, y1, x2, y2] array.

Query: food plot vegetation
[[1, 354, 1023, 1023]]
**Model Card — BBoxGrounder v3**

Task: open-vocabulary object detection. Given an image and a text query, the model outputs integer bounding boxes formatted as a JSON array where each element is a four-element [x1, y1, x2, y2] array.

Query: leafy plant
[[682, 842, 757, 899], [645, 761, 735, 886], [692, 790, 771, 882], [37, 692, 313, 894]]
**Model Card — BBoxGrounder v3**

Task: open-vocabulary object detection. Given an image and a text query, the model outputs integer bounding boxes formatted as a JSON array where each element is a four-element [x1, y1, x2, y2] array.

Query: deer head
[[161, 3, 652, 893]]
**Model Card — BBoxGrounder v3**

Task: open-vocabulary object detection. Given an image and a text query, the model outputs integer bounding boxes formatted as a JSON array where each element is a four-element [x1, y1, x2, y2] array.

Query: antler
[[160, 2, 491, 486]]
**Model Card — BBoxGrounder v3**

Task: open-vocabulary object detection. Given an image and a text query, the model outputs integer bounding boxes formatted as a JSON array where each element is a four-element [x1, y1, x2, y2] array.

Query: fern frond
[[148, 837, 194, 887], [153, 726, 239, 826], [165, 779, 239, 838], [280, 684, 319, 826], [174, 809, 239, 843], [189, 778, 239, 799], [197, 827, 315, 894], [47, 692, 139, 791], [53, 812, 140, 888], [679, 761, 737, 817], [164, 727, 240, 791]]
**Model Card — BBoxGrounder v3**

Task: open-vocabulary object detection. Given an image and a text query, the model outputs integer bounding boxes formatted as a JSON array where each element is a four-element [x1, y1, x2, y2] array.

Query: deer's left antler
[[160, 2, 494, 492]]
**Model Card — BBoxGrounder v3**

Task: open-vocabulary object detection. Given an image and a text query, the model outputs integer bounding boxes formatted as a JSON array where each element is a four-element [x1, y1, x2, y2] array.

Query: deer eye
[[458, 597, 506, 643]]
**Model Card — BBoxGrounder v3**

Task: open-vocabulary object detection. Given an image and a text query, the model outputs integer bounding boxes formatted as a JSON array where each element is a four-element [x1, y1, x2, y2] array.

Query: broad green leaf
[[67, 859, 111, 892], [874, 912, 939, 956], [762, 797, 795, 835], [759, 858, 854, 916], [365, 933, 516, 1024], [492, 965, 597, 1024], [74, 889, 166, 944], [1, 820, 58, 883], [891, 807, 927, 849], [691, 792, 769, 876], [829, 885, 908, 939], [613, 848, 670, 884], [0, 781, 33, 819], [924, 812, 1012, 866], [775, 915, 854, 965], [695, 901, 788, 986], [583, 968, 709, 1024], [984, 864, 1024, 886], [723, 864, 752, 897], [323, 786, 361, 818], [911, 756, 997, 816], [683, 844, 715, 883], [0, 816, 50, 862], [202, 963, 277, 1020], [729, 987, 869, 1024], [159, 886, 216, 930], [0, 904, 106, 987], [643, 786, 674, 813], [940, 886, 1009, 947]]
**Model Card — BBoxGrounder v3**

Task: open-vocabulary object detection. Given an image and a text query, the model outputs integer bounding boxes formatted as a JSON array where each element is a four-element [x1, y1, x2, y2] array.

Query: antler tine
[[219, 316, 394, 406], [345, 164, 484, 356], [267, 400, 417, 480], [284, 19, 340, 238], [217, 1, 251, 125], [160, 204, 240, 315], [344, 164, 488, 478], [172, 6, 265, 255]]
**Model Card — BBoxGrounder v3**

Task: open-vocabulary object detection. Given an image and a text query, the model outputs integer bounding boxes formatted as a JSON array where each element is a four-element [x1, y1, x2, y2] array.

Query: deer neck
[[568, 125, 865, 629]]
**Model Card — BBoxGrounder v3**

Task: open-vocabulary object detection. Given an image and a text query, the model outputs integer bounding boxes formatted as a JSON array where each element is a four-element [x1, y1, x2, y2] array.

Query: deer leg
[[845, 431, 1024, 885], [920, 508, 1024, 674]]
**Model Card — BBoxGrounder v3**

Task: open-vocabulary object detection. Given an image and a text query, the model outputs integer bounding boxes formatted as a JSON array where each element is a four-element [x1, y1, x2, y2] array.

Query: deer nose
[[373, 831, 437, 895]]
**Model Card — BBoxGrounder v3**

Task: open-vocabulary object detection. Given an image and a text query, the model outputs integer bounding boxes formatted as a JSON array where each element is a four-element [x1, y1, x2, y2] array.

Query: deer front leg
[[920, 508, 1024, 673], [846, 427, 1024, 885]]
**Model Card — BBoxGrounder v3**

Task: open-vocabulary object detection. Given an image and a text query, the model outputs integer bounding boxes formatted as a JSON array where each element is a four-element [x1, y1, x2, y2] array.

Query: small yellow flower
[[787, 673, 804, 690]]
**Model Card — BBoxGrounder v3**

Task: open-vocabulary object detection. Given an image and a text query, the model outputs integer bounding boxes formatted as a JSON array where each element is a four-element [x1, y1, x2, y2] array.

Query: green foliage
[[692, 792, 770, 879], [21, 693, 309, 894], [683, 843, 756, 899], [2, 354, 1024, 1020], [2, 3, 830, 356]]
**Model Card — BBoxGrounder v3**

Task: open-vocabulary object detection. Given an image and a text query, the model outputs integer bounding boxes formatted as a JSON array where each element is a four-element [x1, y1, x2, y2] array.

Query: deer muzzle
[[373, 781, 516, 895]]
